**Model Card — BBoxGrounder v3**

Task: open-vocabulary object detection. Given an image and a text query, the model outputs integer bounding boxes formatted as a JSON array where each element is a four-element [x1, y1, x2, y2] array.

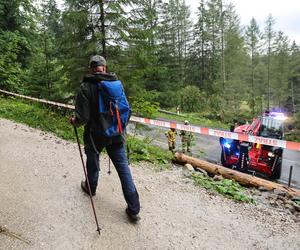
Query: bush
[[156, 90, 180, 109], [131, 96, 159, 118], [179, 85, 207, 112]]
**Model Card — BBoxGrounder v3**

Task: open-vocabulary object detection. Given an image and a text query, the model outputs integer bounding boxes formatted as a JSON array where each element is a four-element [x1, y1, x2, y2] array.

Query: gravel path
[[0, 118, 299, 250]]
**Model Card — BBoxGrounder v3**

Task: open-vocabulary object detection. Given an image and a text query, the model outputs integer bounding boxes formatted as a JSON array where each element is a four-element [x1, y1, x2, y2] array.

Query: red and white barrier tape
[[130, 116, 300, 151], [0, 89, 75, 109], [1, 89, 300, 152]]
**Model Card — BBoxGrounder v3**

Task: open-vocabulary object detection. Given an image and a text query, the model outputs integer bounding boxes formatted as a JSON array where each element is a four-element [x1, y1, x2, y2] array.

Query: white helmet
[[184, 120, 189, 125]]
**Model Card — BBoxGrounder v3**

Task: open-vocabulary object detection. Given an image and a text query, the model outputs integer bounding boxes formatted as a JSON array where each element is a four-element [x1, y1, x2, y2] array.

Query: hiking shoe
[[126, 208, 140, 223], [81, 181, 95, 196]]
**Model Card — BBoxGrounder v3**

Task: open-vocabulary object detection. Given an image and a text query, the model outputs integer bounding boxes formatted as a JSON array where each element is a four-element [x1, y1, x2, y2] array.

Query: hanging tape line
[[1, 89, 299, 152]]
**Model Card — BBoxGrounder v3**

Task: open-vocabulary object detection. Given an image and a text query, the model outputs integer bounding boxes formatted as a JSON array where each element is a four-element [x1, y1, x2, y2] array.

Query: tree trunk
[[99, 0, 106, 58], [221, 1, 225, 89], [174, 152, 300, 197]]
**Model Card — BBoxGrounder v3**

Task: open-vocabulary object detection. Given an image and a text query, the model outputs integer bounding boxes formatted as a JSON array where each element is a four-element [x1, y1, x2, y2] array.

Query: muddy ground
[[0, 118, 299, 250]]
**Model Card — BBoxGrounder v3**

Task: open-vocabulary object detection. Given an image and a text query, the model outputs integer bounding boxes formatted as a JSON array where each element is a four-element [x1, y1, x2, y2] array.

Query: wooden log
[[174, 152, 300, 197]]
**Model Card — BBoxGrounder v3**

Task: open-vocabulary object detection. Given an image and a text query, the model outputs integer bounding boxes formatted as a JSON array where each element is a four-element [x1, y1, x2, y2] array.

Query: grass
[[0, 96, 80, 141], [191, 172, 255, 203], [0, 95, 172, 168], [127, 136, 172, 169], [285, 131, 300, 142]]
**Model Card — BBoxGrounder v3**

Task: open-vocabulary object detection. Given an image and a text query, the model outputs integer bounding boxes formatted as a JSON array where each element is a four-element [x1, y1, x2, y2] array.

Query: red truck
[[219, 112, 286, 179]]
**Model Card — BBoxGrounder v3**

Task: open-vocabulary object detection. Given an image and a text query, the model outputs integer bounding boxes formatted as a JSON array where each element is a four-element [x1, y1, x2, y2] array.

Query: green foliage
[[159, 0, 192, 88], [191, 173, 255, 203], [294, 112, 300, 128], [0, 0, 35, 91], [127, 136, 172, 169], [0, 31, 25, 91], [23, 0, 70, 101], [131, 96, 159, 118], [0, 95, 80, 141], [285, 112, 300, 142], [0, 95, 172, 168], [245, 18, 262, 115], [0, 0, 299, 133], [179, 85, 207, 112], [155, 110, 229, 129]]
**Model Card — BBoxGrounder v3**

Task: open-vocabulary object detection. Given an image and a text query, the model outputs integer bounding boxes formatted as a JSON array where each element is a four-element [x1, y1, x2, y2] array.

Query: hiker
[[70, 55, 140, 222], [165, 128, 177, 152], [180, 120, 193, 153]]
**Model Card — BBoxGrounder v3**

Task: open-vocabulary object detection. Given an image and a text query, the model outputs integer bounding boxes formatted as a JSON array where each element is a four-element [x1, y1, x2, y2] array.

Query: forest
[[0, 0, 300, 124]]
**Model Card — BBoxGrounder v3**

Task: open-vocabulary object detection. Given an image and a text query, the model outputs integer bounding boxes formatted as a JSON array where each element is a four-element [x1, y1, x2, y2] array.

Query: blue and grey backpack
[[97, 80, 131, 137]]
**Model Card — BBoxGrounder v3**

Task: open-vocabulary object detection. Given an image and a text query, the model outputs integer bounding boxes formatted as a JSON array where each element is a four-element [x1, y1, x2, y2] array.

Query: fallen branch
[[0, 226, 31, 245], [174, 152, 300, 197]]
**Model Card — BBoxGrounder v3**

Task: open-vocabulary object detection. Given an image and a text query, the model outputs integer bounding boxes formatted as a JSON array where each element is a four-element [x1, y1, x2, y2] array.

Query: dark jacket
[[74, 72, 123, 149]]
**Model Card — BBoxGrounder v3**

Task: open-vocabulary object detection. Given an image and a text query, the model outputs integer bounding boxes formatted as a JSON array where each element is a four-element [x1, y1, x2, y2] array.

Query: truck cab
[[220, 112, 285, 179]]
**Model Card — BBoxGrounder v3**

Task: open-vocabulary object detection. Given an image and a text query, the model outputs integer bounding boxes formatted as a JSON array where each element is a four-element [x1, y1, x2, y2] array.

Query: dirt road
[[0, 118, 299, 250]]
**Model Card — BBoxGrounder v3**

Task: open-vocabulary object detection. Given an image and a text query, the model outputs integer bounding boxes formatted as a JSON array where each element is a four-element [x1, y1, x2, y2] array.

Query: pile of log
[[174, 152, 300, 197]]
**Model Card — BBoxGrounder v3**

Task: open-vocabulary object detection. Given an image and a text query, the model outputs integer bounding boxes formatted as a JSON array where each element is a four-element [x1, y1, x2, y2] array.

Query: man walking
[[180, 120, 193, 153], [70, 55, 140, 222], [165, 128, 177, 152]]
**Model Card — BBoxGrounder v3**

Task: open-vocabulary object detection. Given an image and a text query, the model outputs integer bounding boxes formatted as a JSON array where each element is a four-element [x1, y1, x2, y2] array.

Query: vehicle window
[[260, 117, 283, 138]]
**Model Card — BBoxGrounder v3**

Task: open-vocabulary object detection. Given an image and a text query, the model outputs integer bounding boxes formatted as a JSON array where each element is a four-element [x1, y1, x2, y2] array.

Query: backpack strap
[[115, 106, 123, 134]]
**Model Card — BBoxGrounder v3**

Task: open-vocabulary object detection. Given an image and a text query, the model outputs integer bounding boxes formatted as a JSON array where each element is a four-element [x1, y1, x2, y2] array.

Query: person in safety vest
[[70, 55, 140, 223], [180, 120, 193, 153], [165, 128, 177, 152]]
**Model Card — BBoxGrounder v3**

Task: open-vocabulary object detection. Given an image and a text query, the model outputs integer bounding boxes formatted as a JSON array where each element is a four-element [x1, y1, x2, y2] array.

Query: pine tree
[[60, 0, 132, 89], [122, 0, 163, 95], [159, 0, 191, 89], [272, 31, 290, 108], [289, 42, 300, 113], [245, 18, 262, 115], [0, 0, 35, 91], [188, 0, 208, 89], [191, 0, 223, 92], [222, 3, 248, 117], [264, 14, 276, 109], [25, 0, 68, 100]]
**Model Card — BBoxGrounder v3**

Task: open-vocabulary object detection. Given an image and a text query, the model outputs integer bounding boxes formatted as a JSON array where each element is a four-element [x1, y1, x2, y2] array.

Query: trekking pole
[[108, 158, 111, 175], [126, 143, 130, 166], [73, 126, 101, 235]]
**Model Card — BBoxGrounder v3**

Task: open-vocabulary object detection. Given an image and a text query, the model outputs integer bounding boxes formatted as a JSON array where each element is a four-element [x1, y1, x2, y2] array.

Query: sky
[[186, 0, 300, 43]]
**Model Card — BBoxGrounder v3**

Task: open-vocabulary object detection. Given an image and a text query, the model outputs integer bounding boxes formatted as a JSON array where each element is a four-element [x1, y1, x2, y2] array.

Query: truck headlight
[[268, 152, 275, 157]]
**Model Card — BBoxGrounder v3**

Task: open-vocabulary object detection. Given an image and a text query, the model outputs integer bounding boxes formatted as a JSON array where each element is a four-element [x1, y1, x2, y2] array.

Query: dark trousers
[[85, 142, 140, 215]]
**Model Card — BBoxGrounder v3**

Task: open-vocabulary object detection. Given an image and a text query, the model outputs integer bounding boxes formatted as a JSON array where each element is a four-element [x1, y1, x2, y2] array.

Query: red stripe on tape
[[286, 141, 300, 151], [1, 89, 300, 152], [201, 127, 209, 135], [238, 134, 248, 141], [170, 122, 176, 129]]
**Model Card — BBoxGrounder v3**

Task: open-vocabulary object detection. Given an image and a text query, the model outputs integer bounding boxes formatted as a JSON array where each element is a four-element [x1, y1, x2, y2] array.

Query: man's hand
[[69, 116, 76, 126]]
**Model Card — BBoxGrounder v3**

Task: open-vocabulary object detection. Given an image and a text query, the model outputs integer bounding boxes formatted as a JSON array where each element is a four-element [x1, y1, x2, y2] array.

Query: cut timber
[[175, 152, 300, 197]]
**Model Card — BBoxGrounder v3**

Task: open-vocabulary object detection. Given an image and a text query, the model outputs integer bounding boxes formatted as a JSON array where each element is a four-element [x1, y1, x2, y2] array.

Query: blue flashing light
[[268, 112, 286, 121], [224, 142, 231, 149], [235, 152, 240, 157]]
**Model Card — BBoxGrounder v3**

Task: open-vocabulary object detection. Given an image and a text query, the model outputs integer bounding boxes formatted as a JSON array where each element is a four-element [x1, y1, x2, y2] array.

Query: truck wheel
[[270, 158, 282, 180]]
